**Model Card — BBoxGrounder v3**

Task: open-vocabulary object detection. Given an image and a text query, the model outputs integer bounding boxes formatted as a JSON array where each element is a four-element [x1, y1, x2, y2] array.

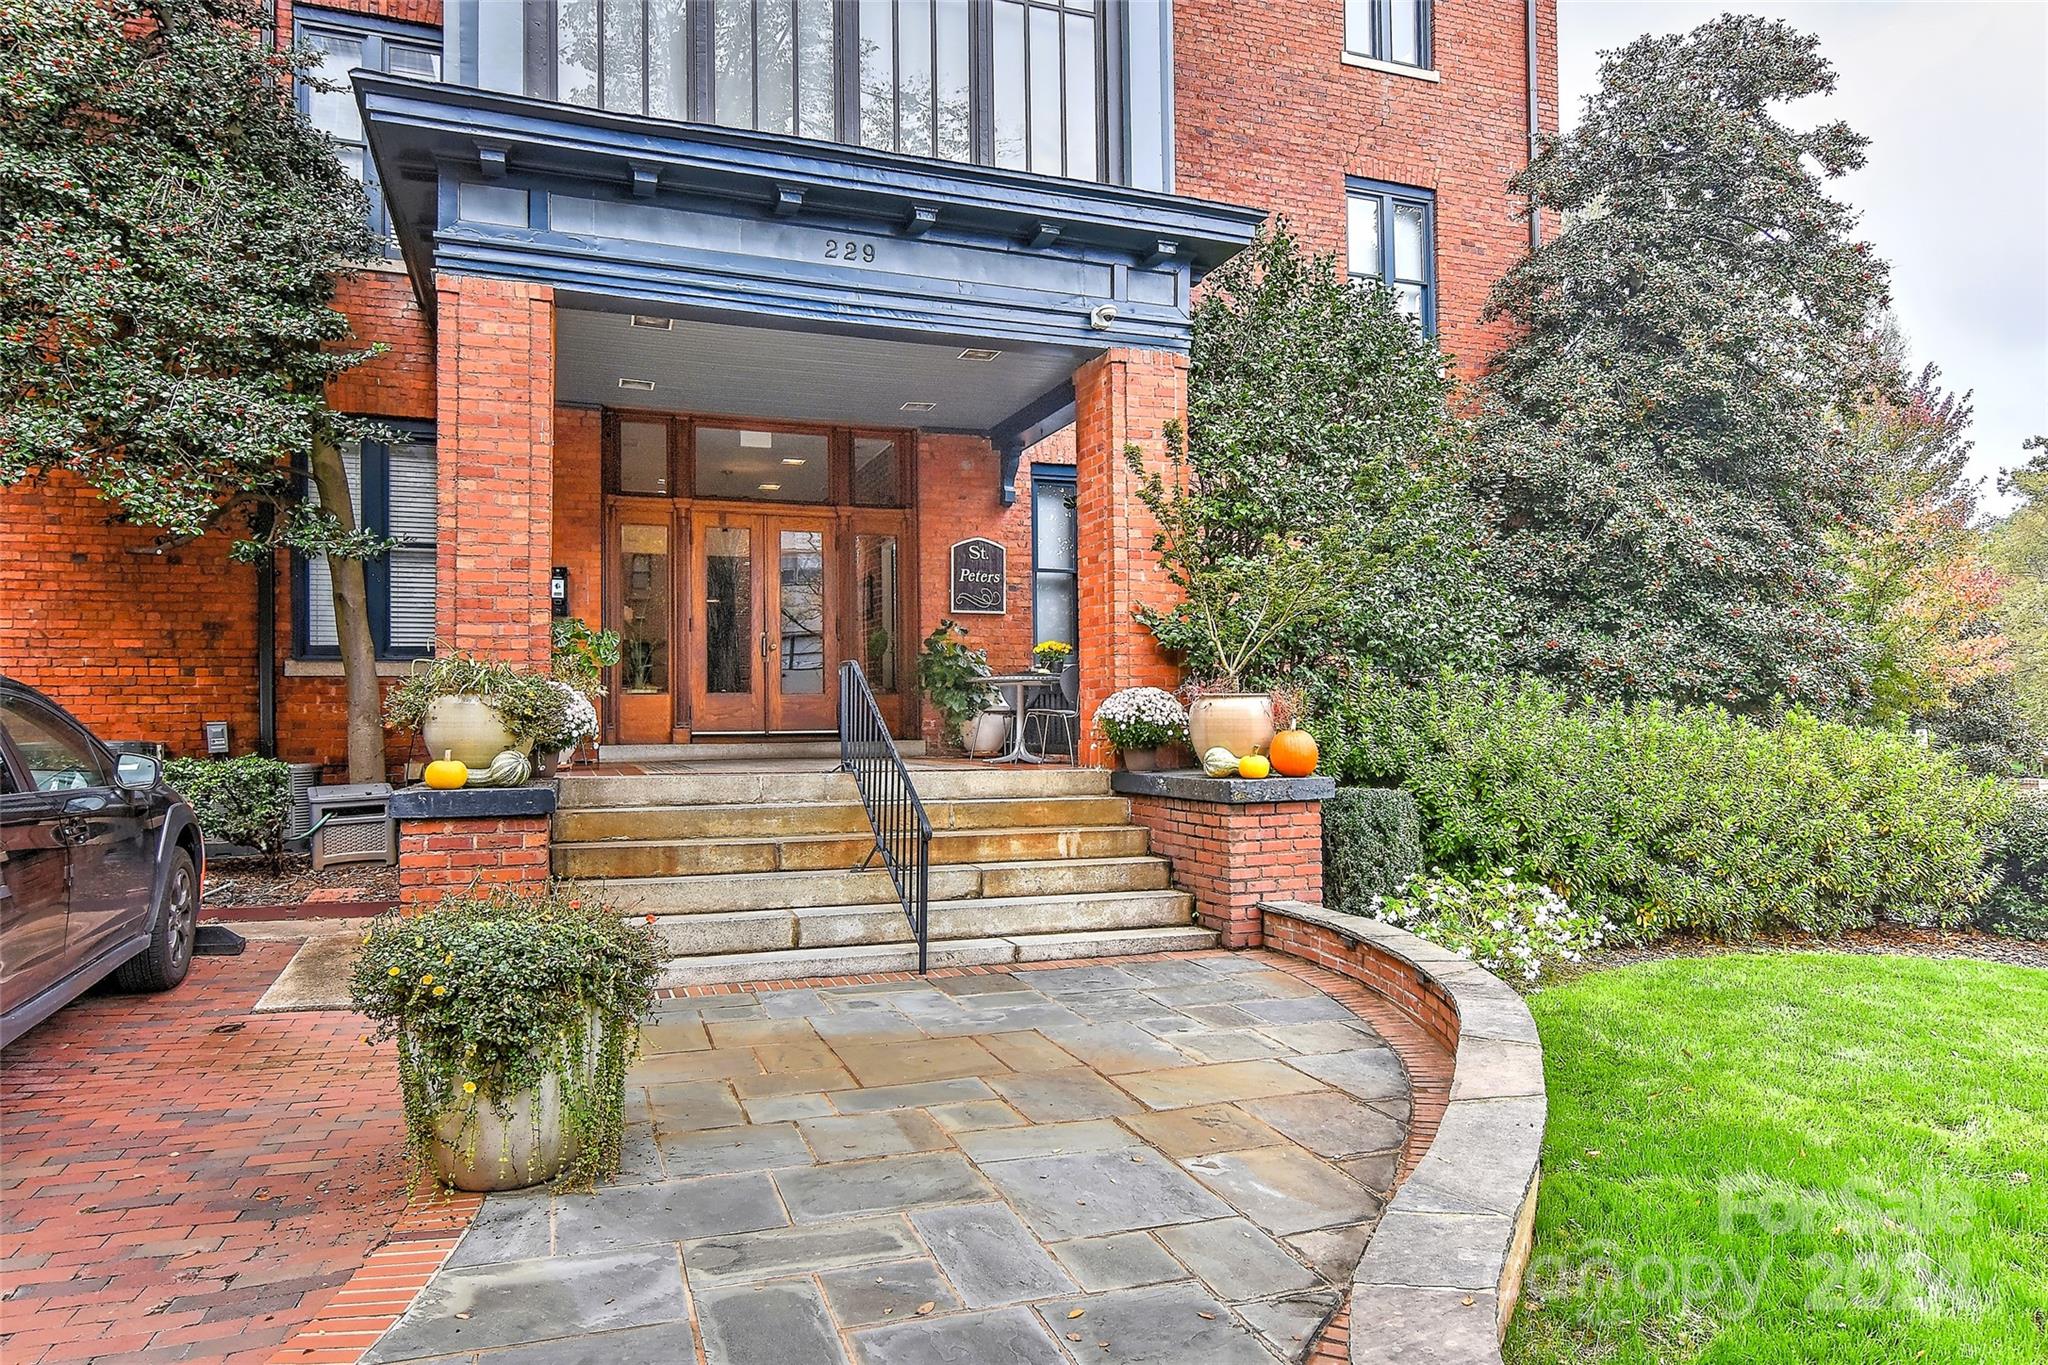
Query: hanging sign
[[949, 537, 1007, 614]]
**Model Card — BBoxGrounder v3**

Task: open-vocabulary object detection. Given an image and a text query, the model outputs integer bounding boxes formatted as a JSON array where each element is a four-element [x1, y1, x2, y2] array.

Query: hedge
[[164, 754, 292, 854], [1309, 673, 2013, 941], [1322, 787, 1422, 913], [1978, 795, 2048, 941]]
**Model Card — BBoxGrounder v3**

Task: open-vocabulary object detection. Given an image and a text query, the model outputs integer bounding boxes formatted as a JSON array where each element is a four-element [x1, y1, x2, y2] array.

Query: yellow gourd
[[423, 751, 469, 790], [1238, 754, 1272, 780]]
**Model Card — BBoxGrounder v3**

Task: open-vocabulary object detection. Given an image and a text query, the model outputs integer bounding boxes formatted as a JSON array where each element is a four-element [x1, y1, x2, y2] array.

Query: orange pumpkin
[[1269, 729, 1319, 778]]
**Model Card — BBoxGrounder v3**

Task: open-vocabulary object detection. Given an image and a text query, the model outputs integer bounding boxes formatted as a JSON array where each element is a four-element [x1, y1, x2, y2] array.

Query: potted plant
[[385, 652, 564, 769], [1032, 640, 1074, 673], [533, 680, 600, 776], [548, 619, 618, 769], [348, 886, 661, 1192], [1127, 425, 1367, 761], [1094, 687, 1188, 771], [916, 619, 1002, 754]]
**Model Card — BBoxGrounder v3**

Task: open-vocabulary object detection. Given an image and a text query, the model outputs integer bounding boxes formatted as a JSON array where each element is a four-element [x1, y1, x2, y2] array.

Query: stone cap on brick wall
[[388, 783, 558, 821], [1262, 901, 1546, 1365], [1111, 770, 1336, 803]]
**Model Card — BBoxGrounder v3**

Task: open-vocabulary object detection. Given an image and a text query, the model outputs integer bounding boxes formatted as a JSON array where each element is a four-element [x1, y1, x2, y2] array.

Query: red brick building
[[1, 0, 1556, 768]]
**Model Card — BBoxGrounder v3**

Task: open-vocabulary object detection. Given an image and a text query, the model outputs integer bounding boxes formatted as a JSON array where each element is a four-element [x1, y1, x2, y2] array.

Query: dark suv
[[0, 677, 204, 1047]]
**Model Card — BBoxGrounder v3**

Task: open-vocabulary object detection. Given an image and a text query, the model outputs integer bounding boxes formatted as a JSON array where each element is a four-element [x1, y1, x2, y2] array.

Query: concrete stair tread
[[559, 765, 1109, 808], [647, 888, 1195, 956], [656, 926, 1222, 988], [554, 820, 1148, 851], [578, 855, 1171, 909]]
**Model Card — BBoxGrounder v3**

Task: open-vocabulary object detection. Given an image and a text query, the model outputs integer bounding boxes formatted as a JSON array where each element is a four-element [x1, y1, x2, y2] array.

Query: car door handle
[[53, 818, 89, 845]]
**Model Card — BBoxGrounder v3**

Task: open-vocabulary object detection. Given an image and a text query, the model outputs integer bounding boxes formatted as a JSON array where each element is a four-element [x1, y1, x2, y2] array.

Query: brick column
[[390, 786, 556, 909], [1113, 771, 1333, 949], [1073, 348, 1187, 762], [435, 275, 556, 670]]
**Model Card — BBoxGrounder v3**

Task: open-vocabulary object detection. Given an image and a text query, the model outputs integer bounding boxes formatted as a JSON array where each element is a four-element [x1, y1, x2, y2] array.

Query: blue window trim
[[292, 421, 437, 662], [1345, 0, 1432, 70], [1029, 463, 1079, 649], [1344, 175, 1437, 337], [293, 6, 442, 253]]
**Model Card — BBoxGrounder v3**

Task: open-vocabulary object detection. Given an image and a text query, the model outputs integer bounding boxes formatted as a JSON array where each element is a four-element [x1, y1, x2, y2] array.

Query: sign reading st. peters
[[948, 537, 1007, 614]]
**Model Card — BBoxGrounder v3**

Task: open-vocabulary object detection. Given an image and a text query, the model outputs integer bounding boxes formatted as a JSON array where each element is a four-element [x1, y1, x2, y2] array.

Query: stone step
[[558, 766, 1109, 809], [554, 794, 1133, 845], [596, 739, 926, 763], [576, 855, 1170, 915], [651, 889, 1194, 957], [656, 926, 1222, 988], [556, 822, 1152, 882]]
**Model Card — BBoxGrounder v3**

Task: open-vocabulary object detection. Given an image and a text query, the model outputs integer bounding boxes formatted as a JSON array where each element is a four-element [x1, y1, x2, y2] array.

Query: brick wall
[[551, 407, 605, 628], [1128, 794, 1324, 949], [395, 816, 550, 908], [1261, 908, 1461, 1052], [1174, 0, 1558, 376]]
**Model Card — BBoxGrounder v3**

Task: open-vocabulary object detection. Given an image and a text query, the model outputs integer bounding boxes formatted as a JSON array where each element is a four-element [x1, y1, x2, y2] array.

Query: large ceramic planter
[[966, 709, 1012, 758], [1188, 693, 1276, 760], [422, 1013, 606, 1192], [422, 695, 526, 768]]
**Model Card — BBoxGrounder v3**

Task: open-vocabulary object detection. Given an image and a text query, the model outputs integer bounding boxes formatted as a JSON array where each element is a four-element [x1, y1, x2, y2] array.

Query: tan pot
[[424, 1013, 608, 1193], [966, 709, 1013, 757], [422, 695, 527, 769], [1188, 693, 1276, 760], [1120, 746, 1162, 772]]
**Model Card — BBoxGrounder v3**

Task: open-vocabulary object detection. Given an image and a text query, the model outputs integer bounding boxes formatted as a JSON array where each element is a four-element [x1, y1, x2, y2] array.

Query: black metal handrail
[[837, 662, 933, 974]]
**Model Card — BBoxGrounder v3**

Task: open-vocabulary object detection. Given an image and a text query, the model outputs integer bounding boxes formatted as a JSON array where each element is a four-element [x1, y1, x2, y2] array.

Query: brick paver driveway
[[365, 954, 1417, 1365]]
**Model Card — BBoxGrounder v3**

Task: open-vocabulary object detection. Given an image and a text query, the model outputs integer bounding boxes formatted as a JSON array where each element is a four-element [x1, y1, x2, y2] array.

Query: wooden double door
[[689, 509, 837, 734]]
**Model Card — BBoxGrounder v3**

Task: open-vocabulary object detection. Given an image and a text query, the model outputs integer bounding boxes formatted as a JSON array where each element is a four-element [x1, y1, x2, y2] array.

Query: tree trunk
[[309, 433, 386, 783]]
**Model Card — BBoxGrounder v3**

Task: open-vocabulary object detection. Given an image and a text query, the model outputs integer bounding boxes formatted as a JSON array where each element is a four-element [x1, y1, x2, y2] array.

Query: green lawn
[[1505, 954, 2048, 1365]]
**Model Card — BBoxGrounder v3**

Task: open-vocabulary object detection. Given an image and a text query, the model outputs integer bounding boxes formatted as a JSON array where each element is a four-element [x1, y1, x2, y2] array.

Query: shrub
[[348, 885, 662, 1189], [915, 619, 996, 746], [1313, 673, 2013, 941], [1373, 872, 1610, 984], [1978, 795, 2048, 941], [1322, 787, 1422, 912], [164, 754, 291, 853]]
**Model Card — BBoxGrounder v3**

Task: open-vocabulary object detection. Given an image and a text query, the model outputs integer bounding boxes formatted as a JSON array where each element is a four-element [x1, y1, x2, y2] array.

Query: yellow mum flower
[[388, 966, 401, 977], [432, 985, 447, 997], [443, 952, 454, 965], [421, 973, 435, 985], [462, 1081, 477, 1094]]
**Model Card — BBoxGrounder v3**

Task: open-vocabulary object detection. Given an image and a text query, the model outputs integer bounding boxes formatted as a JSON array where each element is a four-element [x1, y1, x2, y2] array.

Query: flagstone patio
[[361, 955, 1430, 1365]]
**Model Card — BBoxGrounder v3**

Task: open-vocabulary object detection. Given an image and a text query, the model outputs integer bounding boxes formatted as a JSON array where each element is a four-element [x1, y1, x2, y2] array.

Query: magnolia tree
[[1474, 16, 1895, 712], [0, 0, 388, 778]]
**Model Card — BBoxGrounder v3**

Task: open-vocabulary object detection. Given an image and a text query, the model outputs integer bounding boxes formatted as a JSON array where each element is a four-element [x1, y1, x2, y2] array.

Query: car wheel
[[111, 848, 198, 993]]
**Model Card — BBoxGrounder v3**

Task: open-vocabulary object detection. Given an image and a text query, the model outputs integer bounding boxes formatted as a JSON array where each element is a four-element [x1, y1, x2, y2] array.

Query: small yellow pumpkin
[[1238, 753, 1272, 780], [423, 751, 468, 790]]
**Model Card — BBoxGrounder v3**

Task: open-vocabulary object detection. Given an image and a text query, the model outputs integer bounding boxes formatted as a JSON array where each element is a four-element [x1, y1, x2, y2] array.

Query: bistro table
[[979, 672, 1057, 764]]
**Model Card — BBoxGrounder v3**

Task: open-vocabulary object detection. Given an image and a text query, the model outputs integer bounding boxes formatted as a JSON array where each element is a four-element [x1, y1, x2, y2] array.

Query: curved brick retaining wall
[[1261, 902, 1545, 1365]]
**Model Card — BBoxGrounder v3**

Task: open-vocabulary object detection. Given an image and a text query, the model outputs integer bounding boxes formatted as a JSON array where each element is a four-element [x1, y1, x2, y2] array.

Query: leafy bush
[[1373, 872, 1610, 984], [164, 754, 291, 853], [1314, 673, 2012, 941], [349, 885, 662, 1188], [916, 620, 996, 746], [550, 617, 620, 697], [1322, 787, 1422, 911], [1977, 795, 2048, 941]]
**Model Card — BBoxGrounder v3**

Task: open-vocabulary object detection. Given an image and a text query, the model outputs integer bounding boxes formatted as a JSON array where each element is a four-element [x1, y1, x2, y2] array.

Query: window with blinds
[[298, 427, 438, 660]]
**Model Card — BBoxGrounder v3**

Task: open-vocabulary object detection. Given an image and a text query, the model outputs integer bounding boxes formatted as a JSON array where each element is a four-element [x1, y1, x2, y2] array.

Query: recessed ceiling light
[[781, 457, 807, 466], [901, 400, 937, 412], [618, 377, 656, 391], [629, 315, 673, 330], [739, 430, 773, 449], [958, 347, 1002, 362], [757, 482, 782, 492]]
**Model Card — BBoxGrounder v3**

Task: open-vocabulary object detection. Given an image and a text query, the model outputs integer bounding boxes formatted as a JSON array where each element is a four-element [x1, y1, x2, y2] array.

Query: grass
[[1504, 953, 2048, 1365]]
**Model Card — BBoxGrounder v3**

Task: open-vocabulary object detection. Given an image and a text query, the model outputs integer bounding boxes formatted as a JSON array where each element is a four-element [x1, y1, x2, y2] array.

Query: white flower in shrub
[[1372, 871, 1609, 983], [1095, 687, 1189, 751]]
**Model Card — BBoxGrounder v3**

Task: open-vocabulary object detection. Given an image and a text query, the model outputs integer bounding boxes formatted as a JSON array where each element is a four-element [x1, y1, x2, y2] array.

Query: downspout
[[1525, 0, 1542, 250], [256, 549, 278, 759]]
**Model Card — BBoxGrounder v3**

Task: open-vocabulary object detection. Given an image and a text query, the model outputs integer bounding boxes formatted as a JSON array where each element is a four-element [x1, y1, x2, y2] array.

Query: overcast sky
[[1558, 1, 2048, 515]]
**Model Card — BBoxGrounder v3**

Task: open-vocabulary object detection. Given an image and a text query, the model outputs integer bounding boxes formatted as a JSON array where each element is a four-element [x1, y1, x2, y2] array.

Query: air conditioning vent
[[618, 377, 657, 392], [957, 347, 1002, 362], [629, 315, 674, 330], [900, 400, 937, 412]]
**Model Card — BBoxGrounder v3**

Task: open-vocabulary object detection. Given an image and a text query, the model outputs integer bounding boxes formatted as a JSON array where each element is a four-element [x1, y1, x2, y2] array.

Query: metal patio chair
[[1022, 661, 1080, 763]]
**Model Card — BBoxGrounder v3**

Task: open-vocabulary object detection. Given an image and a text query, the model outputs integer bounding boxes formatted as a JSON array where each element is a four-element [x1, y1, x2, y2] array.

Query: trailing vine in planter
[[348, 886, 661, 1190]]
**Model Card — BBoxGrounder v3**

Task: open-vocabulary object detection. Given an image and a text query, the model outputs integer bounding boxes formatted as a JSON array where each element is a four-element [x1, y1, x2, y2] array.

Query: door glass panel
[[703, 525, 753, 695], [619, 522, 670, 694], [855, 534, 900, 691], [694, 427, 830, 502], [778, 530, 826, 696], [852, 436, 901, 506], [619, 420, 670, 494]]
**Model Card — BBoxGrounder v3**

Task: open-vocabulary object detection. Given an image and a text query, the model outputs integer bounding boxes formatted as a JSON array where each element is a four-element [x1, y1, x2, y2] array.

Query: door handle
[[53, 818, 89, 846], [760, 631, 771, 661]]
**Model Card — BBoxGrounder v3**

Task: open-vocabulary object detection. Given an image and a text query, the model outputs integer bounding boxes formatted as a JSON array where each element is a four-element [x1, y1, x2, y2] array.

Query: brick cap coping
[[389, 783, 558, 820], [1111, 769, 1336, 803], [1261, 901, 1546, 1365]]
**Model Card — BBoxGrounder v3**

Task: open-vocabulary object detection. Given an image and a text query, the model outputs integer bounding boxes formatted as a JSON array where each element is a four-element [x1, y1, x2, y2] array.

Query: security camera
[[1087, 303, 1119, 331]]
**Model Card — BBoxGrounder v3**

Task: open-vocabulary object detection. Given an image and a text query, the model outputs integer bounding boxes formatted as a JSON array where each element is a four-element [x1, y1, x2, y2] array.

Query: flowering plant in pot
[[1032, 640, 1074, 673], [1094, 687, 1188, 771], [348, 886, 661, 1191], [384, 651, 567, 772]]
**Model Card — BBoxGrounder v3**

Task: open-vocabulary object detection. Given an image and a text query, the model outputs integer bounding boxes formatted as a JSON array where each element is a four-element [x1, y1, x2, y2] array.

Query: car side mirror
[[115, 753, 161, 791]]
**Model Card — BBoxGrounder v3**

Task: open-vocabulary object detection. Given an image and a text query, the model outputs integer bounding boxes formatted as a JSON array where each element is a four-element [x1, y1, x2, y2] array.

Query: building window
[[1346, 179, 1436, 334], [1031, 465, 1077, 650], [1344, 0, 1430, 70], [296, 425, 438, 660], [296, 9, 443, 250]]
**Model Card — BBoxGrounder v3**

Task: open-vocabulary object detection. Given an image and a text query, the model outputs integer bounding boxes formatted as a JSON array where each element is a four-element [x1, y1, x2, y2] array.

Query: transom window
[[1344, 0, 1431, 70], [1345, 179, 1436, 334], [608, 415, 909, 507], [295, 9, 442, 248], [296, 425, 439, 661]]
